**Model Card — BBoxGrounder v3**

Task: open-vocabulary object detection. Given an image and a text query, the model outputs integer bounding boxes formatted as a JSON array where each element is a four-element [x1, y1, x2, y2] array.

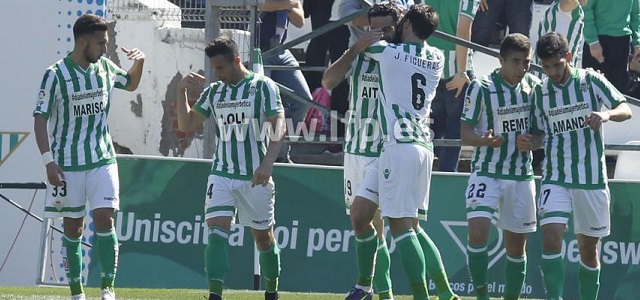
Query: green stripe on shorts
[[205, 205, 236, 215]]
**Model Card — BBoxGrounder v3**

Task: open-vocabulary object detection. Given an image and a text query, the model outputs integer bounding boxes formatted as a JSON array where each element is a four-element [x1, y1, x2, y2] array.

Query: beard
[[83, 47, 100, 63], [391, 19, 405, 44]]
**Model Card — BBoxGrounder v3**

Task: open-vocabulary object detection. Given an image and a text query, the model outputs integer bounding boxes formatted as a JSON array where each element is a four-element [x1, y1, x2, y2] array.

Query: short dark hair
[[500, 33, 531, 57], [402, 4, 438, 40], [204, 36, 238, 61], [73, 14, 108, 40], [368, 2, 403, 23], [536, 32, 569, 60]]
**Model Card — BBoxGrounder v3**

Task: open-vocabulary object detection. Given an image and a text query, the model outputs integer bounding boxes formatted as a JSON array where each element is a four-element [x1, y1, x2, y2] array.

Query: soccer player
[[363, 5, 456, 300], [461, 33, 541, 300], [33, 14, 144, 300], [519, 32, 632, 300], [175, 36, 286, 300], [531, 0, 585, 79], [323, 4, 401, 299]]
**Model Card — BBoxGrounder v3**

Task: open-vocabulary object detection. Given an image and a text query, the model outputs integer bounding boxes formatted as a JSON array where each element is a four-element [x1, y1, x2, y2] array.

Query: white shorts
[[44, 164, 120, 219], [465, 174, 537, 233], [538, 184, 610, 238], [343, 153, 380, 215], [378, 143, 433, 220], [204, 174, 275, 230]]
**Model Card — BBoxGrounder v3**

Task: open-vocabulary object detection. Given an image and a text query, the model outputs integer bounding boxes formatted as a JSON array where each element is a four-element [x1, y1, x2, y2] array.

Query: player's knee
[[92, 208, 115, 231], [253, 229, 276, 251]]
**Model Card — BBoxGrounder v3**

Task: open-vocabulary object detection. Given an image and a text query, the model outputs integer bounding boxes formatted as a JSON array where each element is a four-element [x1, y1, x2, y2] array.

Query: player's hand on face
[[251, 163, 273, 187], [121, 47, 145, 62], [584, 111, 609, 131], [178, 72, 206, 91], [45, 162, 65, 186], [445, 72, 471, 97], [354, 29, 383, 53], [482, 129, 504, 148], [516, 133, 533, 152]]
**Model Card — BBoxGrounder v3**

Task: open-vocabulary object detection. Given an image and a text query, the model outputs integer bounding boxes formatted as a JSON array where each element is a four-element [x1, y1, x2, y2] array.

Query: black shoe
[[208, 293, 222, 300], [265, 291, 279, 300]]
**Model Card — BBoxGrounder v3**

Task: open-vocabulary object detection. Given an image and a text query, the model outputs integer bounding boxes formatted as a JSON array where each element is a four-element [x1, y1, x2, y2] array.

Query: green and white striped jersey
[[531, 1, 584, 77], [424, 0, 479, 79], [462, 70, 541, 180], [193, 72, 284, 180], [365, 41, 444, 150], [531, 68, 626, 189], [344, 53, 383, 157], [33, 54, 131, 171]]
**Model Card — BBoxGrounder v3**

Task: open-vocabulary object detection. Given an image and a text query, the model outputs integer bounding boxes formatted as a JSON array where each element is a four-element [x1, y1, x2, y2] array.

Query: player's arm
[[460, 81, 504, 147], [252, 79, 286, 187], [176, 72, 209, 132], [584, 71, 633, 130], [446, 0, 478, 97], [261, 0, 304, 28], [322, 29, 382, 90], [34, 115, 65, 186], [120, 47, 145, 91], [33, 71, 65, 186], [517, 87, 545, 152]]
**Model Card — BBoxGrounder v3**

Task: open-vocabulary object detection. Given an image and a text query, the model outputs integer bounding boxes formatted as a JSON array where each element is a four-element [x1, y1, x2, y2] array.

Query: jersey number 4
[[411, 73, 428, 110]]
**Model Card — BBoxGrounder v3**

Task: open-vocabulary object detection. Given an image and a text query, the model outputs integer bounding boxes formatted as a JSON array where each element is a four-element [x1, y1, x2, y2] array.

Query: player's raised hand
[[353, 29, 383, 53], [178, 72, 206, 91], [584, 111, 610, 131], [482, 129, 504, 148], [121, 47, 145, 61], [516, 133, 534, 152], [46, 162, 65, 186], [479, 0, 489, 12]]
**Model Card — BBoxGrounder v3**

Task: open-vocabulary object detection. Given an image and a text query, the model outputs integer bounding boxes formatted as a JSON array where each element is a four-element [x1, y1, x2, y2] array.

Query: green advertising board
[[87, 155, 640, 299]]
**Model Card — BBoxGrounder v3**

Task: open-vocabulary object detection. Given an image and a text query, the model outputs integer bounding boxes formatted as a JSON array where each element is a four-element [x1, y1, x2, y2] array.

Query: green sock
[[355, 229, 378, 287], [259, 244, 281, 292], [96, 228, 118, 289], [504, 255, 526, 300], [416, 227, 453, 299], [63, 235, 84, 296], [578, 262, 600, 300], [373, 238, 393, 299], [393, 229, 428, 300], [467, 243, 489, 300], [206, 226, 230, 296], [541, 252, 565, 299]]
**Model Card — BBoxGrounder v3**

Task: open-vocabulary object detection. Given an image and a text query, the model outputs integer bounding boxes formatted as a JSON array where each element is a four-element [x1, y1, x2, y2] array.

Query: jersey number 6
[[411, 73, 427, 110]]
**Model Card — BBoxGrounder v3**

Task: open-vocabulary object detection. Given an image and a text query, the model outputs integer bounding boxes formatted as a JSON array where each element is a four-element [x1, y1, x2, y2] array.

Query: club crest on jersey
[[53, 200, 63, 211], [249, 86, 257, 96], [580, 83, 589, 93]]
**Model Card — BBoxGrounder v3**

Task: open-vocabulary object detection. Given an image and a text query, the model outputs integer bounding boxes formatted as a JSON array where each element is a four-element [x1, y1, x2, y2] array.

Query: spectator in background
[[303, 0, 350, 140], [471, 0, 534, 47], [582, 0, 640, 93], [424, 0, 480, 172], [260, 0, 311, 163]]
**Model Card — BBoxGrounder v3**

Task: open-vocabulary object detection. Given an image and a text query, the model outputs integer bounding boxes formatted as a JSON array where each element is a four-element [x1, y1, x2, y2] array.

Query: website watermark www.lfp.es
[[215, 109, 436, 143]]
